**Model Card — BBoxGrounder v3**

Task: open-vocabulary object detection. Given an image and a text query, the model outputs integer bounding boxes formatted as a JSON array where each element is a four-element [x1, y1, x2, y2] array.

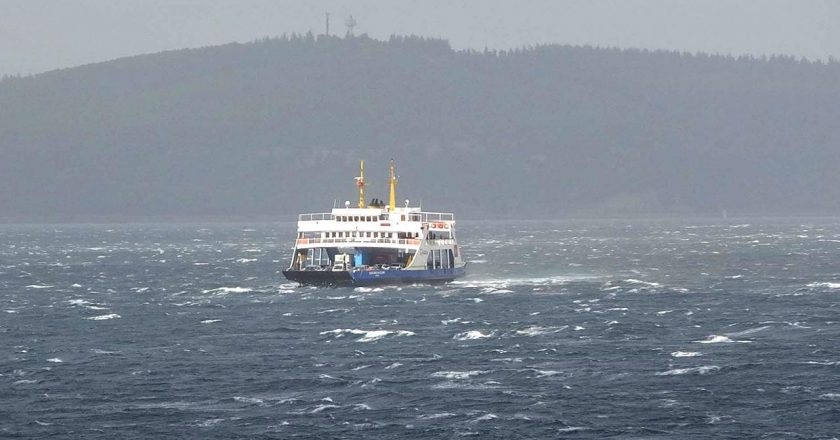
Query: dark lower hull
[[283, 266, 466, 287]]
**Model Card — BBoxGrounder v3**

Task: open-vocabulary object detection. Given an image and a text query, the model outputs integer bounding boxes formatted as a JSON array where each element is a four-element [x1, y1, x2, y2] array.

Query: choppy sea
[[2, 219, 840, 438]]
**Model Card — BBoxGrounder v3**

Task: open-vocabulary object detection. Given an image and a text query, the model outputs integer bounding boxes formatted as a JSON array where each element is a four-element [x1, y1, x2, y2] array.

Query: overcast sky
[[3, 0, 838, 77]]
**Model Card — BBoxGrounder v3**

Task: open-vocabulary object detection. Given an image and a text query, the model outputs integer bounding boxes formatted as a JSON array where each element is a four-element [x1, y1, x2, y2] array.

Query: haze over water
[[2, 219, 840, 437]]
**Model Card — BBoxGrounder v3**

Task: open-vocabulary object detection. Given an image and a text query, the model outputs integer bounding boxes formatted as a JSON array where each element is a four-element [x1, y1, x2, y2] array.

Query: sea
[[2, 219, 840, 439]]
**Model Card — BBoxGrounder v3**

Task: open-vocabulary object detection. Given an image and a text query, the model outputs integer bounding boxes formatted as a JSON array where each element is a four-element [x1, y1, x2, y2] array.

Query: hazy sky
[[3, 0, 838, 77]]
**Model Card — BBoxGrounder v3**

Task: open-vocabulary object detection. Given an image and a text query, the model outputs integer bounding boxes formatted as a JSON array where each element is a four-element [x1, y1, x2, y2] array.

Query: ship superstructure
[[282, 160, 466, 286]]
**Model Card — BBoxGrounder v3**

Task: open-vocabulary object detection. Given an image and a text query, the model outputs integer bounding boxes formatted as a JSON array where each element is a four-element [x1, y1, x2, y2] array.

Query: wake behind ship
[[283, 160, 466, 286]]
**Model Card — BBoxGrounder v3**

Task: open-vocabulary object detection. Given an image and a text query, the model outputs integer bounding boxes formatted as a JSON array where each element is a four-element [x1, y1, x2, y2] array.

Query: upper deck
[[297, 207, 455, 231], [293, 207, 457, 249]]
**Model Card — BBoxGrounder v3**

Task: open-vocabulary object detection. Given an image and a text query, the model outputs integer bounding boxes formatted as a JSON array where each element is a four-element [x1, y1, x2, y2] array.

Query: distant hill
[[1, 34, 839, 222]]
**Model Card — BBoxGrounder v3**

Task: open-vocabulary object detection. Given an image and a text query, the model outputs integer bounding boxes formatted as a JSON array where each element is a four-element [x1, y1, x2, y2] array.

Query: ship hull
[[283, 266, 466, 287]]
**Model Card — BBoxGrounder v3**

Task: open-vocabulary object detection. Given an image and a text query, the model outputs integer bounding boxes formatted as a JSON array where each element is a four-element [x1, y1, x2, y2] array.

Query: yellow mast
[[388, 159, 398, 212], [355, 160, 366, 208]]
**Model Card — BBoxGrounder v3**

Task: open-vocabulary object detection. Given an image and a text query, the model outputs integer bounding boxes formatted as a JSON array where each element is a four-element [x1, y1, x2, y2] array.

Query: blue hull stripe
[[350, 266, 466, 285]]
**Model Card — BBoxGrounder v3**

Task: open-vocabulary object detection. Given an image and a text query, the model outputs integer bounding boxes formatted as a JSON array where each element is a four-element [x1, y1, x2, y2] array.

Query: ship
[[282, 160, 466, 286]]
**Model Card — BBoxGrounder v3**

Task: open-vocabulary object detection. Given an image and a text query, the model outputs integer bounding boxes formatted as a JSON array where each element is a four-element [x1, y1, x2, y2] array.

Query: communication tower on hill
[[345, 15, 357, 36]]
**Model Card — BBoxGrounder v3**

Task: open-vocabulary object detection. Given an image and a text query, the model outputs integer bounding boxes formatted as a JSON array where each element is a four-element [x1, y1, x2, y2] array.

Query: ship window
[[379, 214, 387, 221], [401, 215, 406, 221], [366, 232, 371, 237]]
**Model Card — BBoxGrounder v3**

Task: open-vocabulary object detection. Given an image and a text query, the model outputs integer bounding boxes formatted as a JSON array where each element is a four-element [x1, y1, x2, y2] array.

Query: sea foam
[[320, 328, 415, 342], [656, 365, 720, 376], [453, 330, 496, 340]]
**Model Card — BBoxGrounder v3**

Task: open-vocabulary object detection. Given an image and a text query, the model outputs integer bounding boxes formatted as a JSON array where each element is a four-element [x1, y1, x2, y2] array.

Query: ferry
[[282, 160, 466, 286]]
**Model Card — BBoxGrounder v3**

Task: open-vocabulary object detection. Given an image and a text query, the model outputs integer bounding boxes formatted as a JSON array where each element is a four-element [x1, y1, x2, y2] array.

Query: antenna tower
[[345, 15, 357, 36]]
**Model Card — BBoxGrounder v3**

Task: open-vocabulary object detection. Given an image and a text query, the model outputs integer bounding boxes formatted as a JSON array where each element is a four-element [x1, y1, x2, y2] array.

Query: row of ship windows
[[335, 214, 422, 222], [336, 215, 385, 222], [299, 231, 422, 239]]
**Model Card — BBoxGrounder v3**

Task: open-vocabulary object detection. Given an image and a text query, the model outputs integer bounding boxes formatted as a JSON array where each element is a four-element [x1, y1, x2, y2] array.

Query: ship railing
[[426, 239, 457, 245], [296, 238, 422, 246], [419, 212, 455, 222], [298, 213, 333, 221]]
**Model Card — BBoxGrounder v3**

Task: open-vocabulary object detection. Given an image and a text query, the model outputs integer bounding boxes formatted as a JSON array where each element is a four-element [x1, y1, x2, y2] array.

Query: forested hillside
[[1, 34, 838, 221]]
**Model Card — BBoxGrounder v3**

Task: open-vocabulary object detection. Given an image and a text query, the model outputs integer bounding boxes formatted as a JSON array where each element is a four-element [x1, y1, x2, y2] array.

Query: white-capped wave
[[807, 282, 840, 290], [656, 365, 720, 376], [694, 335, 751, 344], [46, 358, 63, 363], [233, 396, 265, 406], [671, 351, 701, 357], [417, 412, 457, 420], [469, 413, 498, 423], [69, 299, 110, 311], [624, 279, 662, 288], [431, 370, 488, 380], [90, 348, 120, 355], [514, 325, 566, 337], [311, 404, 339, 413], [202, 287, 252, 294], [200, 319, 221, 324], [452, 274, 597, 289], [320, 328, 415, 342], [26, 285, 53, 289], [86, 313, 120, 320], [453, 330, 495, 340]]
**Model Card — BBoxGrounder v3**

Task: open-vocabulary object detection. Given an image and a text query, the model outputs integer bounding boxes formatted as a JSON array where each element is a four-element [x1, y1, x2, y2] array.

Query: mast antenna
[[355, 160, 366, 208]]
